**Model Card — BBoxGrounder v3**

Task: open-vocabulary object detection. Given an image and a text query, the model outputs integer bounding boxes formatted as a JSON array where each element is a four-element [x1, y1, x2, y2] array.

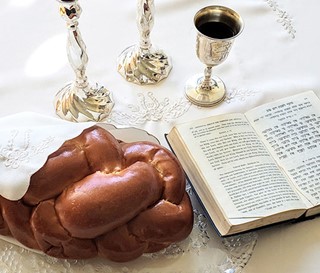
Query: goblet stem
[[55, 0, 114, 122], [200, 66, 214, 91]]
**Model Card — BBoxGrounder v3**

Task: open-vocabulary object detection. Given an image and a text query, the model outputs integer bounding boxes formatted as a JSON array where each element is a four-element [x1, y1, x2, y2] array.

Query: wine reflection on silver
[[117, 0, 172, 85], [185, 5, 244, 107], [55, 0, 114, 122]]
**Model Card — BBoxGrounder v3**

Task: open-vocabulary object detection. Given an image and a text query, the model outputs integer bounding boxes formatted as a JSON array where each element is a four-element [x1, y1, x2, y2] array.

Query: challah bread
[[0, 125, 193, 262]]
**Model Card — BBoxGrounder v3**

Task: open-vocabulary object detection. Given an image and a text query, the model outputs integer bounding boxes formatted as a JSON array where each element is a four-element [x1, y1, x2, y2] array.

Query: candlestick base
[[117, 45, 172, 85], [54, 82, 114, 122]]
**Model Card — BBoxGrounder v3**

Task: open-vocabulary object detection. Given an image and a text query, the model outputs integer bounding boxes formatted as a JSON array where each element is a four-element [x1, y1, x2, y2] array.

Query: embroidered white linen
[[0, 112, 92, 200]]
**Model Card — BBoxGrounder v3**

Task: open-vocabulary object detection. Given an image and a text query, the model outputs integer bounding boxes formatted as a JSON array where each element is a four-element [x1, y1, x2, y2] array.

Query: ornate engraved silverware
[[117, 0, 172, 85], [185, 6, 244, 107], [55, 0, 114, 122]]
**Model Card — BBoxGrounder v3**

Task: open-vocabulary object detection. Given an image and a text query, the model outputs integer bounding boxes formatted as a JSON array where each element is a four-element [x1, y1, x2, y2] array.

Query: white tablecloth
[[1, 0, 320, 272]]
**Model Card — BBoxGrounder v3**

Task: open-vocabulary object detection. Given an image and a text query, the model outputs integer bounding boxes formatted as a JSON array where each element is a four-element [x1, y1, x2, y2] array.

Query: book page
[[172, 113, 305, 219], [246, 91, 320, 207]]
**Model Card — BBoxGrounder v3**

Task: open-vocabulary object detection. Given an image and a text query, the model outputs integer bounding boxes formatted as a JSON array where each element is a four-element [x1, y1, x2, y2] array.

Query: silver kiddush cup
[[55, 0, 114, 122], [185, 6, 244, 107], [117, 0, 172, 85]]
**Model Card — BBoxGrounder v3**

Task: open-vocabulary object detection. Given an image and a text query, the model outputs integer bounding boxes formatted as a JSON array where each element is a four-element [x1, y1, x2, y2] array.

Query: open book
[[167, 91, 320, 236]]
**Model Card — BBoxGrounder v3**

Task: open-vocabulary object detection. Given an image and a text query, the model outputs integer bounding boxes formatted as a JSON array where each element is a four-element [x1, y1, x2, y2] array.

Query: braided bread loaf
[[0, 126, 193, 262]]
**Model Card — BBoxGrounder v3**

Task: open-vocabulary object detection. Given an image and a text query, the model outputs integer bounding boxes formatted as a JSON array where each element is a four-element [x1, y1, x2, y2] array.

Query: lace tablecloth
[[1, 0, 320, 272]]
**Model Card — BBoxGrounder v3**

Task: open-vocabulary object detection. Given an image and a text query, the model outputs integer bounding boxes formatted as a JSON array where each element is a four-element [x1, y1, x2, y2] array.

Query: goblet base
[[185, 74, 226, 107], [117, 45, 172, 85], [54, 82, 114, 122]]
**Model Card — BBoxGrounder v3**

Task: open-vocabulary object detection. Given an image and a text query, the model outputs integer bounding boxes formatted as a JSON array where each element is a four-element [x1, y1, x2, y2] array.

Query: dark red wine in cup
[[197, 21, 235, 39]]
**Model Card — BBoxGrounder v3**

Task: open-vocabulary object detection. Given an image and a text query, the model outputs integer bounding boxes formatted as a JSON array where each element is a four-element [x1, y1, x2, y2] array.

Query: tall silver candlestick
[[117, 0, 172, 85], [55, 0, 114, 122]]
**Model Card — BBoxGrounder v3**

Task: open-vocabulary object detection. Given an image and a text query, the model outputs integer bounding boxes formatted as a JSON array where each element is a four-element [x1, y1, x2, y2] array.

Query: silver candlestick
[[117, 0, 172, 85], [55, 0, 114, 122]]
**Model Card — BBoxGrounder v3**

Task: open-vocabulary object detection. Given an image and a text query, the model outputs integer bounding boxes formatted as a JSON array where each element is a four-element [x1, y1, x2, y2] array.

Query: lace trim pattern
[[265, 0, 296, 39], [108, 92, 191, 125], [222, 233, 258, 272], [0, 130, 54, 169], [108, 90, 258, 125], [225, 89, 258, 104]]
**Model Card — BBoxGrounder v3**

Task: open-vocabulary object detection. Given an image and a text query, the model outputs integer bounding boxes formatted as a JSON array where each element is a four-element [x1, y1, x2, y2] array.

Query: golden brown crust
[[24, 144, 91, 206], [55, 162, 163, 238], [0, 196, 40, 250], [96, 225, 148, 262], [0, 126, 193, 262], [31, 199, 97, 259], [128, 193, 194, 244], [121, 142, 186, 204]]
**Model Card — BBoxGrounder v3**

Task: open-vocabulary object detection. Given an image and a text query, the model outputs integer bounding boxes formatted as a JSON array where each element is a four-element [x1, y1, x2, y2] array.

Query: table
[[1, 0, 320, 272]]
